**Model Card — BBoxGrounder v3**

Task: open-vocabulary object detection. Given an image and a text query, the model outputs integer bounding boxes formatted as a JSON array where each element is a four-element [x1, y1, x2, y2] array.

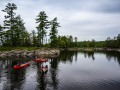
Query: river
[[0, 51, 120, 90]]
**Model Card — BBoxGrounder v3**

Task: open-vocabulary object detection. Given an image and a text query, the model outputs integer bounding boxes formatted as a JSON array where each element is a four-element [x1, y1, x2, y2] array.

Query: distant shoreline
[[60, 48, 120, 52]]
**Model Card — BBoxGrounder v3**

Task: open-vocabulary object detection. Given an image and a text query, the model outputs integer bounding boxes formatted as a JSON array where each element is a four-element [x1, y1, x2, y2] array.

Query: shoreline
[[0, 47, 120, 58], [60, 48, 120, 52], [0, 49, 60, 58]]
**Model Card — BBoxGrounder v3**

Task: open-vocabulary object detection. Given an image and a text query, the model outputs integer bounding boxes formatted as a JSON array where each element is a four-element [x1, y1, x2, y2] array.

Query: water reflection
[[83, 51, 95, 60], [59, 51, 120, 65], [58, 51, 78, 63], [49, 58, 59, 89], [59, 51, 95, 63], [36, 63, 47, 90], [0, 60, 26, 90], [35, 58, 59, 90], [10, 68, 26, 90], [105, 51, 120, 65], [0, 51, 120, 90]]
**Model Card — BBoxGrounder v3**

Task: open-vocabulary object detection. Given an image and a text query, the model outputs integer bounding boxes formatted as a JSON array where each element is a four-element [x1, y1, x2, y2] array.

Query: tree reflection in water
[[58, 51, 95, 62], [0, 51, 120, 90], [58, 51, 120, 65], [105, 51, 120, 65], [36, 63, 47, 90], [83, 51, 95, 60], [49, 58, 59, 89], [0, 59, 26, 90], [35, 58, 59, 90]]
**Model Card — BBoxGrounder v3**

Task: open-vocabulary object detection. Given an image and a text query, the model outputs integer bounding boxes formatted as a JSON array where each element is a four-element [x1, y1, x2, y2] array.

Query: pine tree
[[0, 25, 4, 45], [31, 30, 37, 46], [36, 11, 49, 47], [49, 17, 60, 47], [13, 15, 26, 46], [2, 3, 17, 46]]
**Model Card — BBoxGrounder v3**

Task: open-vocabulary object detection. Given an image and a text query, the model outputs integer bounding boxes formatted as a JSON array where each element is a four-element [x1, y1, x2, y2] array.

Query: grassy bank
[[63, 47, 94, 51], [0, 47, 42, 51], [0, 47, 119, 52], [0, 47, 94, 51], [0, 46, 62, 51]]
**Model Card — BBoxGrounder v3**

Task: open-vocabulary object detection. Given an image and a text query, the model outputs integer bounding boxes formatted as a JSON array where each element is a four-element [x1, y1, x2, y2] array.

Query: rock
[[0, 49, 60, 58], [118, 49, 120, 52], [0, 54, 5, 58]]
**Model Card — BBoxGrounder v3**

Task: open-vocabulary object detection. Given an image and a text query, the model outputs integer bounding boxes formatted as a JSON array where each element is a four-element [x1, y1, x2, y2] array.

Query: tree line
[[0, 3, 120, 48], [0, 3, 78, 48], [78, 34, 120, 48]]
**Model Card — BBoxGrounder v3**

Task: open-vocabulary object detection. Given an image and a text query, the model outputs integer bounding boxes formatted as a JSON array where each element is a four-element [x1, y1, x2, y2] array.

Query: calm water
[[0, 51, 120, 90]]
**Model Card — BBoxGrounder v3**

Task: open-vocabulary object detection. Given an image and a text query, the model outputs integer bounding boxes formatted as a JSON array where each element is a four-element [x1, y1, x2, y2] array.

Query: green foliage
[[0, 25, 4, 45], [2, 3, 17, 46], [1, 3, 32, 47], [0, 3, 120, 49], [12, 15, 26, 46], [49, 17, 60, 47], [36, 11, 49, 47], [31, 30, 37, 46], [55, 35, 77, 48], [78, 34, 120, 48], [117, 34, 120, 41], [0, 46, 41, 51], [0, 3, 81, 48]]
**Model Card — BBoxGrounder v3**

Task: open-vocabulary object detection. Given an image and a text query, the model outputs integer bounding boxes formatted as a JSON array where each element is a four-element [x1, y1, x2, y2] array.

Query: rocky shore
[[0, 49, 60, 58], [0, 48, 119, 58]]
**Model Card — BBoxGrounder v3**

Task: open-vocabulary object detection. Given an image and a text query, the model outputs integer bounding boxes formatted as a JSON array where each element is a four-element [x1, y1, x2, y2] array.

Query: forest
[[0, 3, 120, 49]]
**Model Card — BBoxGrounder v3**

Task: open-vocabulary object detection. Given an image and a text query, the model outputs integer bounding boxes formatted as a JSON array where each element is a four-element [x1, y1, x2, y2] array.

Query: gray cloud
[[43, 0, 120, 13], [0, 0, 120, 41]]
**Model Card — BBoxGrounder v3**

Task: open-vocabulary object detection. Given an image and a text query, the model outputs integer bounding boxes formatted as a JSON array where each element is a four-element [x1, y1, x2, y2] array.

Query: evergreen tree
[[117, 34, 120, 41], [0, 25, 4, 45], [49, 17, 60, 47], [36, 11, 49, 47], [74, 37, 78, 47], [31, 30, 37, 46], [117, 34, 120, 48], [22, 31, 31, 46], [13, 15, 26, 46], [69, 35, 73, 47], [2, 3, 17, 46]]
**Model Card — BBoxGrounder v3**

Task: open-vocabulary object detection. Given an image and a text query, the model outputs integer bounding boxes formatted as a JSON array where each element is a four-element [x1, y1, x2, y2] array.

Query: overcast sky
[[0, 0, 120, 41]]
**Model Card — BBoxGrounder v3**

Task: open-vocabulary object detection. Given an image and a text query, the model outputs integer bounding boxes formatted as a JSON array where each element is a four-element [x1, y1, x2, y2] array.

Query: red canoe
[[41, 67, 48, 72], [14, 62, 30, 69], [34, 58, 48, 63]]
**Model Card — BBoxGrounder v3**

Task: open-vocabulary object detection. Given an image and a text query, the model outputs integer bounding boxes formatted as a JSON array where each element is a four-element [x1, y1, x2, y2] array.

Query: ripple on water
[[59, 78, 120, 90]]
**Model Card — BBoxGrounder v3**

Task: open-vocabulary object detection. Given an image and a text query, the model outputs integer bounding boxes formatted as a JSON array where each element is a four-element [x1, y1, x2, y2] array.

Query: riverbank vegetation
[[0, 3, 120, 50]]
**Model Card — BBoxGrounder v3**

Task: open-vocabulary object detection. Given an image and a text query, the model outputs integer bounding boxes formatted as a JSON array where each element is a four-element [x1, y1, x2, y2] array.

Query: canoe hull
[[41, 67, 48, 73], [34, 59, 47, 63], [14, 62, 30, 69]]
